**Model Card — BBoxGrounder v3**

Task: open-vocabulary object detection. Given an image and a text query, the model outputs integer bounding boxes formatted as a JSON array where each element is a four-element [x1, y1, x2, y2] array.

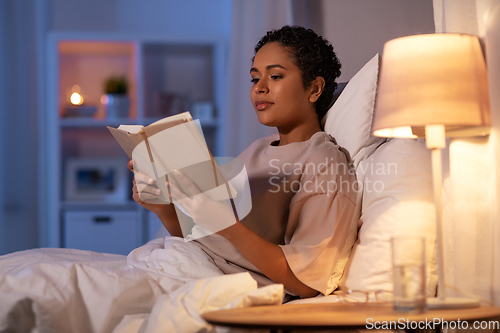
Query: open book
[[107, 112, 236, 204]]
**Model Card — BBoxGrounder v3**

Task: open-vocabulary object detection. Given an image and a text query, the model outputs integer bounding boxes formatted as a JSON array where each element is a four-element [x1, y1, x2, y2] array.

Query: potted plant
[[103, 76, 130, 119]]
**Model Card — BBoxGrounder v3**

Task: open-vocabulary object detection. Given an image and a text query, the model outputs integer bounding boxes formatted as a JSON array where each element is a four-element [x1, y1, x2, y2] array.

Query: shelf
[[60, 117, 139, 128], [42, 32, 226, 250], [60, 116, 219, 128], [58, 40, 137, 119], [142, 43, 214, 118], [59, 41, 135, 56], [61, 201, 139, 211]]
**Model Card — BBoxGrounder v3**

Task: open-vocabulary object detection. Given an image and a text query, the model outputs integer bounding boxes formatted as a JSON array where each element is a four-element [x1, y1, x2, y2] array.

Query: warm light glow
[[373, 126, 417, 138], [70, 92, 83, 105], [372, 34, 490, 138], [71, 85, 81, 93]]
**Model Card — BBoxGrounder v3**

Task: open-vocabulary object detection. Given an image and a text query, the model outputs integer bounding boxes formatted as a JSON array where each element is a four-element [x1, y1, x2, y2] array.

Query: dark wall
[[0, 1, 39, 254]]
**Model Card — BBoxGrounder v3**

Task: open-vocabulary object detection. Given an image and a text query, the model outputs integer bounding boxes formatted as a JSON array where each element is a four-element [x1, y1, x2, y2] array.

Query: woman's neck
[[276, 120, 322, 146]]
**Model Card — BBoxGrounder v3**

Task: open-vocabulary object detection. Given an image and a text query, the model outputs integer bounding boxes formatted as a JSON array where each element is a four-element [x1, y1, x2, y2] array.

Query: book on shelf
[[107, 112, 235, 204]]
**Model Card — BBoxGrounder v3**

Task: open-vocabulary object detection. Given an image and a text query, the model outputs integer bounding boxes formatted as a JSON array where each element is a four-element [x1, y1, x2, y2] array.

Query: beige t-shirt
[[193, 131, 358, 296]]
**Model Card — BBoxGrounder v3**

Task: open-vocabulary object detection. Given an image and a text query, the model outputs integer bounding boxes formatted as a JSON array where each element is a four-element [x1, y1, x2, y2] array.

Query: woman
[[129, 26, 358, 299]]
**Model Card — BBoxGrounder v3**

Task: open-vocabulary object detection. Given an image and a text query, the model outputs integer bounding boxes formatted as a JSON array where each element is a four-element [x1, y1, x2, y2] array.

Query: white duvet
[[0, 237, 283, 333]]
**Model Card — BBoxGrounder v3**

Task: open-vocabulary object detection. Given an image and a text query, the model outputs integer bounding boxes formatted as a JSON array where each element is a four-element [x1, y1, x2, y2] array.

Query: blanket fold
[[0, 239, 283, 333]]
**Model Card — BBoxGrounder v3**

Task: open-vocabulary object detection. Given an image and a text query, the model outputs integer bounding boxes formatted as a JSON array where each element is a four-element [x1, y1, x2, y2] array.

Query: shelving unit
[[41, 32, 226, 254]]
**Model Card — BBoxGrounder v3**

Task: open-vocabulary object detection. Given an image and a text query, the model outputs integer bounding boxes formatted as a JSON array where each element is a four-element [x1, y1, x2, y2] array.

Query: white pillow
[[320, 54, 437, 298], [340, 138, 438, 297], [323, 54, 385, 165]]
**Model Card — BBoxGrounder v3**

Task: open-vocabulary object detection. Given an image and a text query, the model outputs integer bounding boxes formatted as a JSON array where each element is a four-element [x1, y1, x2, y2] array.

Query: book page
[[132, 119, 235, 201], [148, 111, 192, 127], [148, 120, 211, 174], [117, 125, 144, 134], [131, 141, 157, 180]]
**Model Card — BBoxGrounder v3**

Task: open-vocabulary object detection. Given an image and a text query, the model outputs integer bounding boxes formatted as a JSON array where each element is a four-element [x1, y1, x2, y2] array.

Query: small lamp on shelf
[[65, 85, 97, 118], [70, 86, 84, 106], [372, 33, 491, 308]]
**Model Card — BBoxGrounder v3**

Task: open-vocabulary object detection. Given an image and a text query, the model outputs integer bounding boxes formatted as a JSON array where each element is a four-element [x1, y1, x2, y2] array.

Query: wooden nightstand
[[202, 302, 500, 332]]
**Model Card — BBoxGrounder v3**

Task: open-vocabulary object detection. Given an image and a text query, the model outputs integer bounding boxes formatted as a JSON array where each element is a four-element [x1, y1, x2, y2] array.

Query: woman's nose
[[254, 78, 269, 94]]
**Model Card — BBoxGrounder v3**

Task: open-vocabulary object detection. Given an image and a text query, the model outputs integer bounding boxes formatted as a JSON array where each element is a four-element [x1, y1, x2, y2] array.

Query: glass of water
[[391, 236, 426, 313]]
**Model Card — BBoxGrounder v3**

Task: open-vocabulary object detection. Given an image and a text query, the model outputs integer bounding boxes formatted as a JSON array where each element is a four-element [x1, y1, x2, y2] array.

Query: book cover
[[107, 112, 236, 205]]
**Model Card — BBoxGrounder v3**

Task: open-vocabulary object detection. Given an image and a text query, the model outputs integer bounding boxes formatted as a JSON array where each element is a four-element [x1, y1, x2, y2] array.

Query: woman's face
[[250, 42, 317, 131]]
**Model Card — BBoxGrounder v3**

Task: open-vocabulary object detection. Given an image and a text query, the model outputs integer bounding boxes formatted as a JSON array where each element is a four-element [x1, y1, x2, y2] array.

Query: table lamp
[[372, 33, 491, 308]]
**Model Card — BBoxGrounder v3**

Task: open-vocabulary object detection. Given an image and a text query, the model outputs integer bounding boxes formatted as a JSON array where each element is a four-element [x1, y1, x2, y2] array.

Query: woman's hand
[[128, 160, 169, 215], [168, 170, 237, 233], [128, 160, 183, 237]]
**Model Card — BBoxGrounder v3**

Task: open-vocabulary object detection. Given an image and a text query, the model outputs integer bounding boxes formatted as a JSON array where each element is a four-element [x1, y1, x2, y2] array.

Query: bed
[[0, 53, 439, 333]]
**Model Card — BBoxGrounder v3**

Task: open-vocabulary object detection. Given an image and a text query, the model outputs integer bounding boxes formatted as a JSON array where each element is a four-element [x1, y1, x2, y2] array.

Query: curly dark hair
[[254, 25, 342, 122]]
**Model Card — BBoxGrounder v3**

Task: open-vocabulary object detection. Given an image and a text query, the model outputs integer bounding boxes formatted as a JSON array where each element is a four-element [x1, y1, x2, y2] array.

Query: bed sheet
[[0, 237, 283, 333]]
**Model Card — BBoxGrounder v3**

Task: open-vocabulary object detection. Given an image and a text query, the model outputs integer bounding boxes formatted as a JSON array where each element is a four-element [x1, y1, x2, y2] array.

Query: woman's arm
[[167, 169, 320, 298], [218, 222, 320, 298], [128, 160, 183, 237], [152, 204, 183, 238]]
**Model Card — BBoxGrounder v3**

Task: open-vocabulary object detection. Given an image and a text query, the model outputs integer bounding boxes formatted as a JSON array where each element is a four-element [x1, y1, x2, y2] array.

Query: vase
[[105, 94, 130, 119]]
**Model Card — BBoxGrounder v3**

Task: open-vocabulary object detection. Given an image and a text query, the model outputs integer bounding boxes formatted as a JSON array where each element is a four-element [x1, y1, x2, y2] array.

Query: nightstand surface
[[202, 303, 500, 330]]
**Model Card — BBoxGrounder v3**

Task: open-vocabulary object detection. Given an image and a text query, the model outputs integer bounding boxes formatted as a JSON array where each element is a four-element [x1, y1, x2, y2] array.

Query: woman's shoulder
[[303, 132, 349, 160], [296, 132, 354, 179], [237, 131, 350, 165]]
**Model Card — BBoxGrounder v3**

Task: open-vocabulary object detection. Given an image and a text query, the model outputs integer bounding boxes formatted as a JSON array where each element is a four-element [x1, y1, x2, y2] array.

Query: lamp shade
[[372, 34, 490, 138]]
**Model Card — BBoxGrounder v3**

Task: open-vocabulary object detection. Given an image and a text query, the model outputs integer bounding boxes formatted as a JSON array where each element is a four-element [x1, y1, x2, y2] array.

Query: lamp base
[[427, 297, 480, 309]]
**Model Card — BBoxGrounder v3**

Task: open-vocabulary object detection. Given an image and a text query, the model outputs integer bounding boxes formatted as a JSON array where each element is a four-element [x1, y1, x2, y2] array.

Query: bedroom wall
[[0, 0, 435, 254], [432, 0, 500, 306], [484, 0, 500, 306], [0, 2, 7, 255], [222, 0, 436, 158], [49, 0, 232, 37], [321, 0, 435, 82], [0, 1, 39, 255], [0, 0, 232, 255]]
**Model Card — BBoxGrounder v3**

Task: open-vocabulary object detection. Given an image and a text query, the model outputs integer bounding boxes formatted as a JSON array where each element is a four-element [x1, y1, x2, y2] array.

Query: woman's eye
[[251, 78, 260, 84], [271, 75, 282, 80]]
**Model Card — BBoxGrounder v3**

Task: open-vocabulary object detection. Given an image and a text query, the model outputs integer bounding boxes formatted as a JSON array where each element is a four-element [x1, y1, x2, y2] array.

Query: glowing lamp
[[70, 92, 83, 105], [372, 33, 491, 309], [70, 85, 84, 105], [65, 85, 96, 117]]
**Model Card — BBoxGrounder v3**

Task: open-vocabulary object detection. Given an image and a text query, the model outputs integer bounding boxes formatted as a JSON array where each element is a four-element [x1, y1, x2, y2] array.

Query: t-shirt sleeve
[[279, 172, 358, 295]]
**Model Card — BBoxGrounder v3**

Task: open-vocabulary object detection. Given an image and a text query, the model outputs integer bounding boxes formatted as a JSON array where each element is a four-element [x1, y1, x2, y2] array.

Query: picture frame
[[65, 158, 128, 203]]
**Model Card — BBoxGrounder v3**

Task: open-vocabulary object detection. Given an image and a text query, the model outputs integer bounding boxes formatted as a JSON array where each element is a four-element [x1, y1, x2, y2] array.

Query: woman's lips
[[255, 101, 274, 111]]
